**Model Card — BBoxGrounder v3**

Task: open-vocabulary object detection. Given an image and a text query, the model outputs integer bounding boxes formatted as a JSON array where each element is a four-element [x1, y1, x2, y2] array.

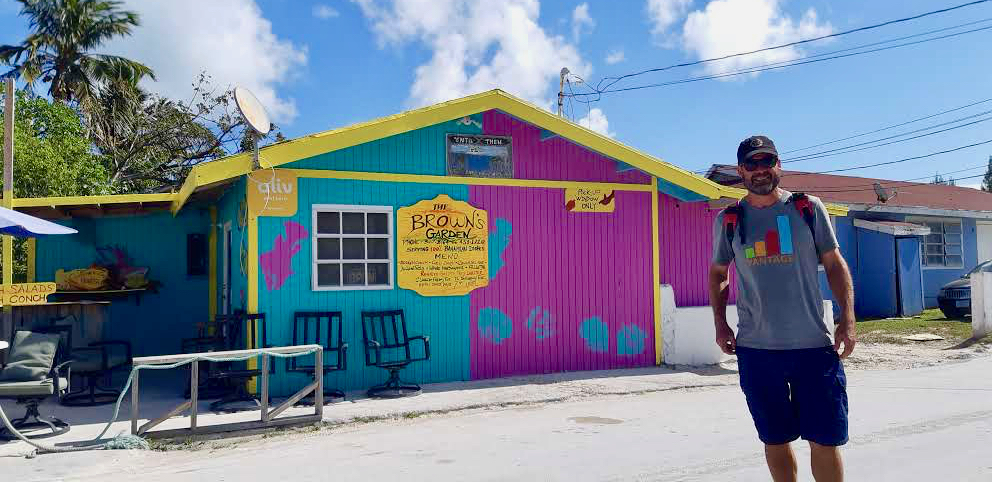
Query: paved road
[[6, 357, 992, 481]]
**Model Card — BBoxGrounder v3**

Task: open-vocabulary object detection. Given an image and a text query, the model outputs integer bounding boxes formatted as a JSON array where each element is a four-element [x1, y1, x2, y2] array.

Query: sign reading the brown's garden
[[397, 195, 489, 296]]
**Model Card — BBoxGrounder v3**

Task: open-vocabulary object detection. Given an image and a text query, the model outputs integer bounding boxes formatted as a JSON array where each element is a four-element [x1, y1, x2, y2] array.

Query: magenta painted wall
[[658, 193, 738, 307], [468, 186, 655, 379], [482, 110, 651, 184]]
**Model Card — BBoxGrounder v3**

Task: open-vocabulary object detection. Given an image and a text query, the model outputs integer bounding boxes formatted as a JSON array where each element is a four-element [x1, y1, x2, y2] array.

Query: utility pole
[[557, 67, 570, 117], [2, 78, 13, 348]]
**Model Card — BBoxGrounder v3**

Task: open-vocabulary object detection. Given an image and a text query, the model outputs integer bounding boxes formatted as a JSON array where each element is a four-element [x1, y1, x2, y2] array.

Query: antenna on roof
[[234, 86, 271, 168]]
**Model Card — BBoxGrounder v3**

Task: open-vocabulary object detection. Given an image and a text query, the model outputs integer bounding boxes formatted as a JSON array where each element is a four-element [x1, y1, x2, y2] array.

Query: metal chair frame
[[360, 310, 430, 398], [49, 314, 132, 407], [288, 311, 348, 405], [207, 312, 269, 413]]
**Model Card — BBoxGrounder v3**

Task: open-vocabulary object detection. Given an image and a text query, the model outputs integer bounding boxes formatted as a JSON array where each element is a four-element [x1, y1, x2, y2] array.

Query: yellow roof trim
[[170, 89, 847, 216], [14, 193, 176, 208]]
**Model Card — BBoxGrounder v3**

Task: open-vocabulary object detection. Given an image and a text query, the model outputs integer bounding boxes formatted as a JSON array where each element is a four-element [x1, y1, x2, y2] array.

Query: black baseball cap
[[737, 135, 779, 164]]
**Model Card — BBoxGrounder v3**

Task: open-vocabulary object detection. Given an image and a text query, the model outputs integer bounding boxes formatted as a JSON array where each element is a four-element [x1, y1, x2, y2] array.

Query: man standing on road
[[709, 135, 856, 482]]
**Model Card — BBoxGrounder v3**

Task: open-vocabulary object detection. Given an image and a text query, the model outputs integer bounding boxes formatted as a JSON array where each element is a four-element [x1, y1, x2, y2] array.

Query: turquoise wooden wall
[[35, 210, 210, 356], [258, 178, 471, 395], [216, 177, 248, 313], [283, 114, 482, 174]]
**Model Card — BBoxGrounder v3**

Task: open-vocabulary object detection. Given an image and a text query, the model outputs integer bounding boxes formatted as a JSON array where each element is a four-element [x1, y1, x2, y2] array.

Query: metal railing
[[130, 344, 324, 438]]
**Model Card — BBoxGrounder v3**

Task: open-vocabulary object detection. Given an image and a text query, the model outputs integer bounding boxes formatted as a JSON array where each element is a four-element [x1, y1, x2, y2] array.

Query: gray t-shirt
[[712, 190, 839, 350]]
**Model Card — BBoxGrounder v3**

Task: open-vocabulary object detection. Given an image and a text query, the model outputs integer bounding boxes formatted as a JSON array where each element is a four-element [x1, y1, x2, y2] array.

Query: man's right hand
[[715, 322, 736, 355]]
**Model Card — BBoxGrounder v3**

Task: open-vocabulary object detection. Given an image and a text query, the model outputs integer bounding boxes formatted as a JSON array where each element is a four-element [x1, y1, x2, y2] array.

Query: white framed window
[[311, 204, 394, 290], [909, 217, 964, 269]]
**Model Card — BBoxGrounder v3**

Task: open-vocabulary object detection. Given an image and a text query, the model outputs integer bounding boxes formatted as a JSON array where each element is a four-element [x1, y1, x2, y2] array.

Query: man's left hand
[[834, 316, 857, 359]]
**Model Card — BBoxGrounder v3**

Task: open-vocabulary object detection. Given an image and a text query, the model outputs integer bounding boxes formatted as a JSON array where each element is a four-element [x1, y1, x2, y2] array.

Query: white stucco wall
[[661, 284, 835, 366], [972, 272, 992, 339]]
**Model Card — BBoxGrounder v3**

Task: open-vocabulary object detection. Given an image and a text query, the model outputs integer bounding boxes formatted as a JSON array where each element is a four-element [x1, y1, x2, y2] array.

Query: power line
[[786, 163, 990, 190], [689, 110, 992, 174], [589, 0, 992, 94], [787, 138, 992, 176], [782, 96, 992, 154], [796, 172, 988, 193], [572, 24, 992, 97], [781, 110, 992, 163]]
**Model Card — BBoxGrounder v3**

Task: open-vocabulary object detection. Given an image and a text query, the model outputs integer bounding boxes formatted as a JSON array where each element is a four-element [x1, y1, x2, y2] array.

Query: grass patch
[[858, 309, 982, 344]]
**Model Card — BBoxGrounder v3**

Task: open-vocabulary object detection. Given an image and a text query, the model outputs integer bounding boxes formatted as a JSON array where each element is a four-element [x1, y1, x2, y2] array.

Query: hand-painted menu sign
[[247, 170, 298, 217], [565, 188, 615, 212], [397, 195, 489, 296], [0, 282, 56, 306], [446, 134, 512, 178]]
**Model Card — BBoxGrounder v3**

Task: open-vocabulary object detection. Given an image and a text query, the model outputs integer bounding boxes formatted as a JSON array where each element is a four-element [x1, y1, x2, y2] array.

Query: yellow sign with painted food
[[397, 195, 489, 296], [565, 187, 615, 212], [56, 267, 110, 291], [0, 283, 56, 305], [248, 170, 298, 217]]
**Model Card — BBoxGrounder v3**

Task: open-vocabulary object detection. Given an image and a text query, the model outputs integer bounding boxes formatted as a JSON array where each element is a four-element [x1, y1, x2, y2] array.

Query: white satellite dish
[[234, 86, 271, 167], [234, 86, 271, 135]]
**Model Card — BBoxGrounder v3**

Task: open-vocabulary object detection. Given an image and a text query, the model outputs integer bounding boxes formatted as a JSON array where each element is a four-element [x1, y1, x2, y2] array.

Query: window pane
[[342, 212, 365, 234], [343, 238, 365, 259], [945, 255, 963, 266], [317, 263, 340, 286], [944, 222, 962, 234], [925, 234, 943, 244], [317, 212, 339, 234], [367, 263, 389, 285], [368, 213, 389, 234], [925, 244, 944, 255], [368, 238, 389, 259], [926, 255, 945, 266], [945, 244, 963, 255], [317, 238, 340, 260], [926, 222, 943, 233], [944, 233, 962, 245], [343, 263, 365, 285]]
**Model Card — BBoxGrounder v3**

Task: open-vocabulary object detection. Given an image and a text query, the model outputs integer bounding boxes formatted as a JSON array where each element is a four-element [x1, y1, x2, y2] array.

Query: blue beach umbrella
[[0, 205, 76, 237]]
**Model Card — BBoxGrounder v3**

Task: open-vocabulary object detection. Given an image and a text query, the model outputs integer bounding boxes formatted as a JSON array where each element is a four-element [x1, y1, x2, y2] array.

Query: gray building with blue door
[[707, 166, 992, 319]]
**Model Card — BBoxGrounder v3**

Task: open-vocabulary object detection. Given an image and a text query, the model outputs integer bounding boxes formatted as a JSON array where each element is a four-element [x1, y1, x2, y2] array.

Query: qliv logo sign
[[247, 170, 298, 217]]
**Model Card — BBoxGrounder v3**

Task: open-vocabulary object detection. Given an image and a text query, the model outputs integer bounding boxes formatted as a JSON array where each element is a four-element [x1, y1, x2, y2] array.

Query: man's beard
[[744, 171, 780, 195]]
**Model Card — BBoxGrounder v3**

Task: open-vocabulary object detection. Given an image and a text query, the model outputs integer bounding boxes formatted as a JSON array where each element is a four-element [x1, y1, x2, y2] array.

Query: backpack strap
[[788, 192, 816, 235], [722, 201, 746, 245]]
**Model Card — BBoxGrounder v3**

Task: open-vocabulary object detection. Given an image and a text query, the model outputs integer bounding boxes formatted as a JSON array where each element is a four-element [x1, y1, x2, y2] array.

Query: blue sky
[[1, 0, 991, 188]]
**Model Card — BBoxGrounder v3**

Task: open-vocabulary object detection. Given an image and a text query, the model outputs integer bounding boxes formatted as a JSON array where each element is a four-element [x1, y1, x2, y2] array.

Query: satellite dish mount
[[234, 86, 271, 168]]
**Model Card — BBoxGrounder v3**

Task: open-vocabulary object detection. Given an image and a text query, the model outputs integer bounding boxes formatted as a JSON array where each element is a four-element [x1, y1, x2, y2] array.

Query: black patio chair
[[288, 311, 348, 405], [361, 310, 430, 398], [208, 312, 269, 413], [48, 314, 132, 407], [179, 333, 228, 400], [0, 330, 72, 440]]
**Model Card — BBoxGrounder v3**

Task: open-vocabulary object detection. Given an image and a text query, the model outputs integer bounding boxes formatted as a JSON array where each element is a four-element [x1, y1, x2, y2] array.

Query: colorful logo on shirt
[[744, 215, 795, 266]]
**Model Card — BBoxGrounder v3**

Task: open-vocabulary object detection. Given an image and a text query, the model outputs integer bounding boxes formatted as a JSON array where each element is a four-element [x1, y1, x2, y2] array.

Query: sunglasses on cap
[[739, 155, 778, 172]]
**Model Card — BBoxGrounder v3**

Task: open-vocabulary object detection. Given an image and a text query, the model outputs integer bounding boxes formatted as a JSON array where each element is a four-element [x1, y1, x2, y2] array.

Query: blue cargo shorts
[[736, 345, 849, 446]]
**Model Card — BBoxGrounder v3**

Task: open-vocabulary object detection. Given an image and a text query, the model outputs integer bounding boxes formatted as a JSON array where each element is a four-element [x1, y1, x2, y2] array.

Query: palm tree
[[0, 0, 154, 103]]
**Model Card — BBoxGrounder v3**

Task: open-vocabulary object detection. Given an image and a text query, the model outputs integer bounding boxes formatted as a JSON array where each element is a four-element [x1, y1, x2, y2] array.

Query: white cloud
[[605, 49, 625, 64], [578, 108, 614, 137], [572, 3, 595, 41], [353, 0, 590, 109], [313, 4, 340, 19], [105, 0, 307, 123], [647, 0, 692, 37], [681, 0, 832, 77]]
